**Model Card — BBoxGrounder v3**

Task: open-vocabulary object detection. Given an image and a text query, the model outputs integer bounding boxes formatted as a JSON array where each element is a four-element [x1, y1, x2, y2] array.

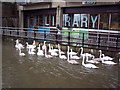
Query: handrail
[[0, 26, 120, 52]]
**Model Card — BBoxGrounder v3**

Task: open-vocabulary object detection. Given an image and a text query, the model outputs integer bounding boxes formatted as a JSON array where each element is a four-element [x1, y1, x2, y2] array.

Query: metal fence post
[[68, 31, 70, 46], [82, 33, 84, 47], [116, 35, 119, 49], [44, 29, 46, 41], [56, 30, 58, 44], [98, 34, 100, 47]]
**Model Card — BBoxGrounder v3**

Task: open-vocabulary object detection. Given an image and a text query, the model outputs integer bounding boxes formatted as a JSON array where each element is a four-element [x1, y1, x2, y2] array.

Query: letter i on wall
[[45, 16, 49, 26]]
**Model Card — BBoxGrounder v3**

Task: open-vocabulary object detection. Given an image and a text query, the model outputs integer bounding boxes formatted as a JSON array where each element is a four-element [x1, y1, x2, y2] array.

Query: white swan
[[80, 47, 93, 58], [69, 49, 77, 55], [15, 39, 24, 50], [90, 50, 103, 62], [58, 47, 67, 60], [82, 54, 99, 69], [28, 48, 35, 55], [67, 46, 79, 65], [86, 55, 100, 64], [101, 54, 114, 61], [32, 40, 36, 46], [26, 42, 36, 52], [51, 47, 58, 56], [37, 44, 44, 56], [70, 49, 80, 60], [19, 48, 25, 56], [58, 44, 65, 54], [101, 58, 117, 65], [51, 46, 59, 52], [48, 44, 52, 53], [42, 41, 46, 50], [44, 47, 53, 58]]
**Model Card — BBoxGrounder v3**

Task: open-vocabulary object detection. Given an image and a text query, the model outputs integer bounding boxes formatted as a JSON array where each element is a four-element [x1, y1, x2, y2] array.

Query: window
[[99, 13, 109, 30], [111, 13, 120, 30], [29, 16, 34, 27], [39, 15, 43, 26]]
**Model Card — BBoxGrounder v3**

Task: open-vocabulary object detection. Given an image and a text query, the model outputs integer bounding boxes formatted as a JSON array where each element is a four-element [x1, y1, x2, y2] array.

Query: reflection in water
[[2, 39, 119, 88]]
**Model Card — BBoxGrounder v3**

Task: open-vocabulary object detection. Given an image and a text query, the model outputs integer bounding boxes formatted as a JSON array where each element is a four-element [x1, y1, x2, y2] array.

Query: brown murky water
[[2, 38, 119, 88]]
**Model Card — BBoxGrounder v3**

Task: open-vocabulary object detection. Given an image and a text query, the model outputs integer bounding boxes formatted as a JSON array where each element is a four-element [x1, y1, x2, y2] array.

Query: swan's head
[[26, 42, 28, 44], [99, 50, 102, 52], [80, 47, 83, 50], [67, 46, 69, 48]]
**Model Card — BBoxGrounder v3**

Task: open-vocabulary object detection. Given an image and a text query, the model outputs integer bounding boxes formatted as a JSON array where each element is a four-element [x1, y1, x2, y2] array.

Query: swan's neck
[[70, 53, 72, 58], [19, 49, 21, 54], [86, 56, 89, 62], [81, 48, 83, 55], [59, 48, 61, 57], [44, 41, 46, 45], [82, 56, 85, 66], [67, 46, 70, 61], [45, 48, 47, 56], [99, 51, 102, 58]]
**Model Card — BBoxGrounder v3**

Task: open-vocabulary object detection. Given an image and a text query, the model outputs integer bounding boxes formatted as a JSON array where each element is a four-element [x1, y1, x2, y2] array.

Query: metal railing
[[0, 27, 120, 52]]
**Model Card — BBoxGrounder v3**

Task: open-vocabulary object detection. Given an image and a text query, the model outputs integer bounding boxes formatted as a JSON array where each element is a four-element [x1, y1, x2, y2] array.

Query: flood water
[[2, 38, 119, 88]]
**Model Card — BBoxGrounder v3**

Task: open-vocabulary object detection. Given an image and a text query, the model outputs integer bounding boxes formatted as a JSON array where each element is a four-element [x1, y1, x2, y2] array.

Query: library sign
[[44, 15, 98, 28]]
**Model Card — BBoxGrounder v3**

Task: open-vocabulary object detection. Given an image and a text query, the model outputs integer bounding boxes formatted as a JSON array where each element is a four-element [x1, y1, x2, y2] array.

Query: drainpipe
[[56, 4, 63, 27], [18, 5, 24, 29]]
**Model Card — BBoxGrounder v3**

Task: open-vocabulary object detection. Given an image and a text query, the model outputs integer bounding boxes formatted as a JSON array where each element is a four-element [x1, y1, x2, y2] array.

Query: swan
[[26, 42, 36, 52], [101, 54, 114, 61], [48, 44, 52, 53], [51, 47, 58, 56], [48, 44, 58, 56], [15, 39, 24, 50], [51, 46, 59, 52], [44, 47, 53, 58], [86, 55, 100, 64], [28, 48, 35, 55], [32, 40, 36, 46], [37, 44, 44, 56], [80, 47, 93, 58], [69, 49, 77, 55], [42, 41, 46, 50], [70, 54, 80, 60], [67, 46, 79, 65], [58, 44, 65, 54], [82, 54, 99, 69], [19, 48, 25, 56], [101, 58, 117, 65], [58, 47, 67, 59], [69, 49, 80, 59]]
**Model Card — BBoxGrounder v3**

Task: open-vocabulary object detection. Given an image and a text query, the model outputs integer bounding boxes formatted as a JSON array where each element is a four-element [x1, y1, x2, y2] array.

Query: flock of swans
[[15, 39, 117, 69]]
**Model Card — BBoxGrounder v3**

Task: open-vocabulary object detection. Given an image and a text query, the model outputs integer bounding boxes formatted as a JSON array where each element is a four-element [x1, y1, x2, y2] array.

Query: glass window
[[89, 14, 98, 29], [29, 16, 34, 27], [111, 13, 120, 30], [35, 16, 39, 26], [39, 15, 43, 26], [99, 13, 109, 30]]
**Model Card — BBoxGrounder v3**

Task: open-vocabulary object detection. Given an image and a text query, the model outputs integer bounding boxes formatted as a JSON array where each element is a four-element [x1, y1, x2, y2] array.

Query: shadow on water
[[2, 38, 119, 88]]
